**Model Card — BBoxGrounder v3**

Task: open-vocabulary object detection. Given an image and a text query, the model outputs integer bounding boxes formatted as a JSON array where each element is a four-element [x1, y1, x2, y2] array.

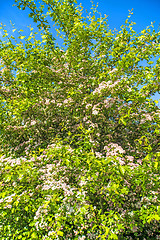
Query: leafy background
[[0, 0, 160, 240]]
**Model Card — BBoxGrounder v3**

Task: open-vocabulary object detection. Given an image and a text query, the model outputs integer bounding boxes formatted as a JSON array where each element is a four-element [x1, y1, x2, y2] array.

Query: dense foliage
[[0, 0, 160, 239]]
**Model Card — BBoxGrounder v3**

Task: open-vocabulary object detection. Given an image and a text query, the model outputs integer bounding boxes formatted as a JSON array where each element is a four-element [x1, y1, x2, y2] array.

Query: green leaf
[[24, 206, 29, 211], [119, 117, 126, 126], [31, 232, 38, 239], [18, 36, 26, 39], [154, 161, 158, 169], [57, 231, 63, 236], [119, 165, 125, 175]]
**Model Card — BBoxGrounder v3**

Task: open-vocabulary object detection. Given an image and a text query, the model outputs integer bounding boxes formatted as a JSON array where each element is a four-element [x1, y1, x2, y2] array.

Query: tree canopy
[[0, 0, 160, 239]]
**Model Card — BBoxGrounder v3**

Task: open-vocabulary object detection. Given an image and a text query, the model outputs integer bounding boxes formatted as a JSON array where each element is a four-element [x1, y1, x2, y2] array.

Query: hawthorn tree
[[0, 0, 160, 239]]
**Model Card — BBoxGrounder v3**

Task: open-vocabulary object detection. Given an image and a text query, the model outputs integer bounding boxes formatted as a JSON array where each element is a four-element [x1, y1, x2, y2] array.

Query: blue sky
[[0, 0, 160, 103], [0, 0, 160, 33]]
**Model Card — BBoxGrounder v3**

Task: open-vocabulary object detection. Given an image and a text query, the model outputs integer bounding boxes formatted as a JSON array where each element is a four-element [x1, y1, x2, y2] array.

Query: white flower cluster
[[140, 113, 153, 124], [104, 143, 125, 165], [92, 79, 120, 95], [108, 68, 118, 74], [104, 143, 125, 154], [30, 120, 37, 126], [85, 103, 92, 109], [92, 104, 100, 115], [63, 97, 73, 104], [0, 156, 26, 167], [92, 109, 99, 115]]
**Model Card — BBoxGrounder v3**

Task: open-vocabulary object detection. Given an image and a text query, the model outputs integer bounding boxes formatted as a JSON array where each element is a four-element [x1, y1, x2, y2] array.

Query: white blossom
[[108, 68, 118, 74], [92, 110, 99, 115], [30, 120, 36, 126]]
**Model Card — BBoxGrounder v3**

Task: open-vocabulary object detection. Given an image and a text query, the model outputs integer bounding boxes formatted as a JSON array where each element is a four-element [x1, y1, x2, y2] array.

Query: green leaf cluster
[[0, 0, 160, 239]]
